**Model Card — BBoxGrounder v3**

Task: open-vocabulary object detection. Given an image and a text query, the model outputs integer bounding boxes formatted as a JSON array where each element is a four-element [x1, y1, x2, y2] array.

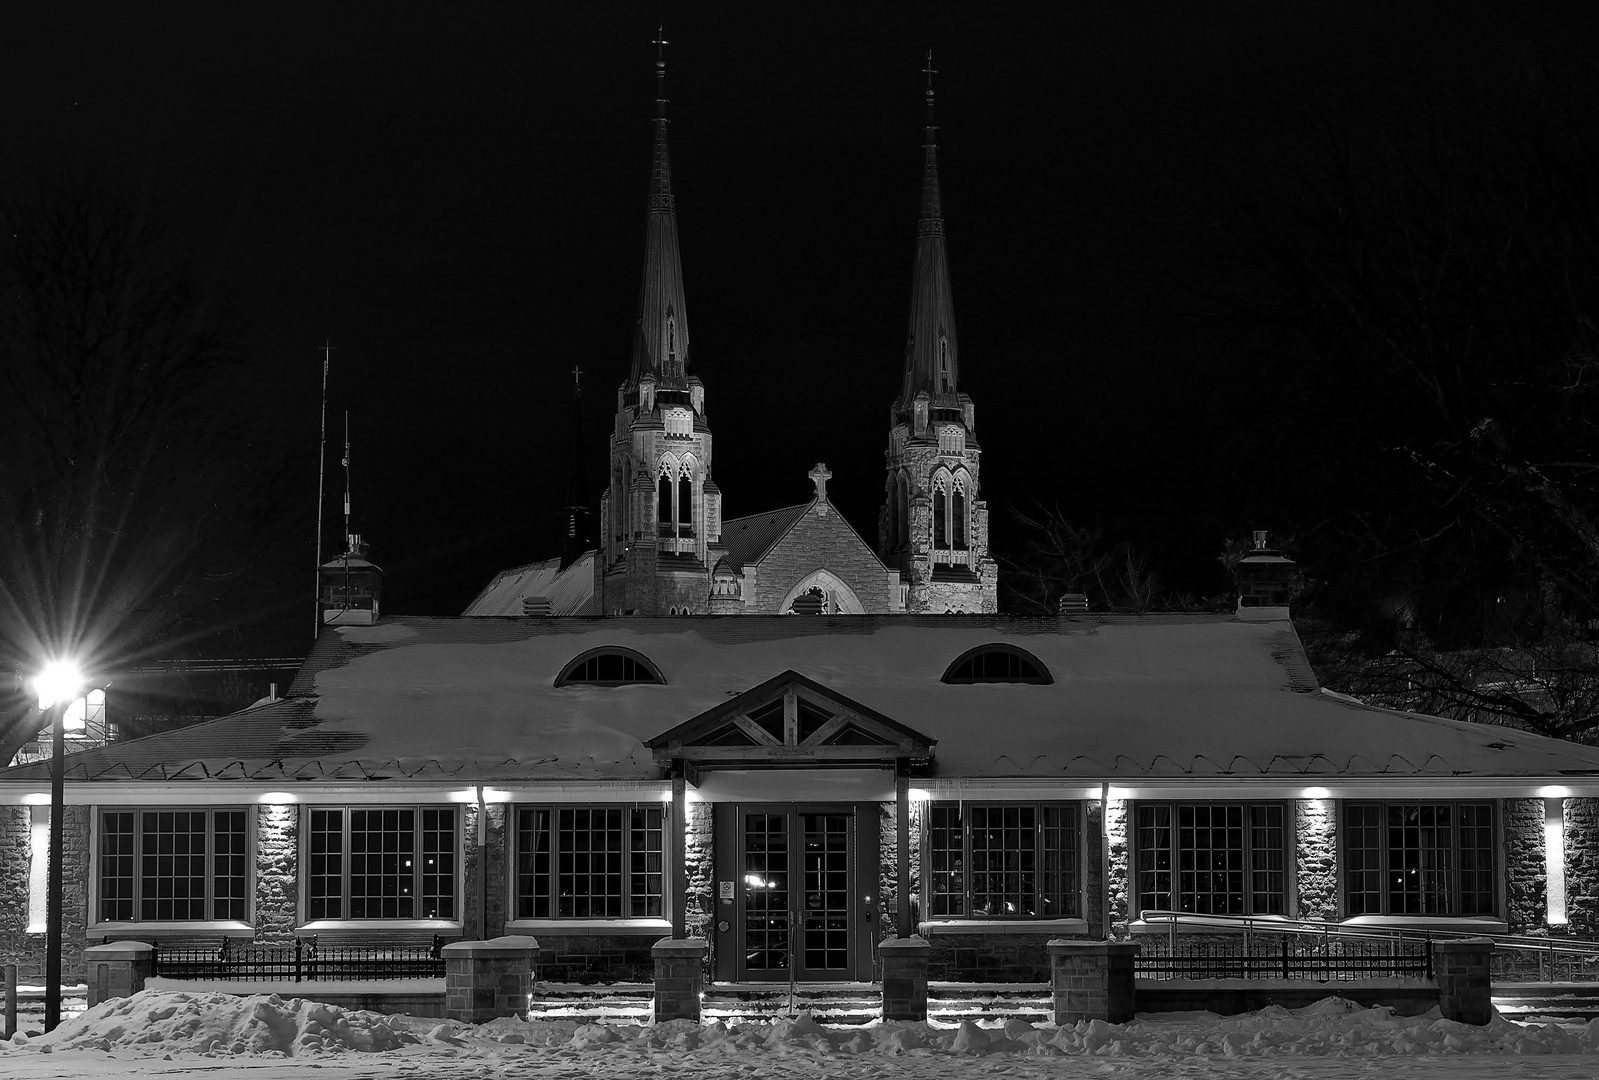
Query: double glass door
[[739, 809, 854, 980]]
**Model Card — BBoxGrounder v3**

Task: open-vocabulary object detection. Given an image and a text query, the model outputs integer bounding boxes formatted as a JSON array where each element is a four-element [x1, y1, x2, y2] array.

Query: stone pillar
[[442, 936, 539, 1024], [84, 941, 153, 1007], [1434, 938, 1494, 1025], [879, 935, 931, 1021], [1048, 939, 1138, 1024], [652, 937, 706, 1023]]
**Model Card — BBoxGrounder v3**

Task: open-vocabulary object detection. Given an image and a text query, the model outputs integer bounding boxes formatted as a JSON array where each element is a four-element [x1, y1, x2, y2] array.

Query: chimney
[[1234, 530, 1295, 620]]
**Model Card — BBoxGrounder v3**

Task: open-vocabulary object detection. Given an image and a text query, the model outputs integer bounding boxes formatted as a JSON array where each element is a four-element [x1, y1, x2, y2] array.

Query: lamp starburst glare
[[32, 660, 84, 711]]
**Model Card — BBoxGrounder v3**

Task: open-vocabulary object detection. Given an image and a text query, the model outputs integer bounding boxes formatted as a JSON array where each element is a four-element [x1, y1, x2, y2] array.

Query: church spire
[[629, 26, 691, 389], [897, 50, 960, 411]]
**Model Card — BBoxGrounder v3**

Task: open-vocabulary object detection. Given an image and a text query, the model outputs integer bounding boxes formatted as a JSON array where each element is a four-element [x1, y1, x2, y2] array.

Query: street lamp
[[31, 659, 82, 1034]]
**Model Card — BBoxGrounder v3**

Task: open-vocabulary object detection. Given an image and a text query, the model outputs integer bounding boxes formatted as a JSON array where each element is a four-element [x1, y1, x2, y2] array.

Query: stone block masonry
[[1433, 938, 1493, 1026], [85, 941, 152, 1007], [1049, 940, 1137, 1024], [879, 935, 931, 1021], [1565, 798, 1599, 937], [443, 936, 539, 1024], [1502, 798, 1546, 934], [651, 937, 706, 1023], [0, 806, 89, 983], [254, 803, 299, 942], [1294, 798, 1337, 920]]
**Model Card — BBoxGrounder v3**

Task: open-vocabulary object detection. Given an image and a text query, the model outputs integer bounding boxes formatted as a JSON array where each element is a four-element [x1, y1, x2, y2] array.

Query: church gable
[[748, 489, 900, 614]]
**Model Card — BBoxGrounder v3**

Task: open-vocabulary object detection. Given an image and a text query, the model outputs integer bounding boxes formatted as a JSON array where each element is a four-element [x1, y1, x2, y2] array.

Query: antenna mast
[[313, 341, 334, 638]]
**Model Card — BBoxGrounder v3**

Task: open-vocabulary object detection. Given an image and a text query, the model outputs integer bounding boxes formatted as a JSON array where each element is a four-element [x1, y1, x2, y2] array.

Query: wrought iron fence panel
[[152, 937, 445, 982], [1135, 935, 1431, 982]]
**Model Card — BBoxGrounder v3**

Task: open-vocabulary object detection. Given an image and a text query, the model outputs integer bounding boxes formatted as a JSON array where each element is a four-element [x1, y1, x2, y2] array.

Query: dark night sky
[[4, 3, 1594, 651]]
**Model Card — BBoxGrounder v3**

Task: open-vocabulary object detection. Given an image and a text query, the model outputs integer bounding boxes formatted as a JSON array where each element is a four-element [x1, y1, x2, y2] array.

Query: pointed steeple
[[561, 365, 592, 570], [629, 27, 691, 390], [897, 51, 960, 412]]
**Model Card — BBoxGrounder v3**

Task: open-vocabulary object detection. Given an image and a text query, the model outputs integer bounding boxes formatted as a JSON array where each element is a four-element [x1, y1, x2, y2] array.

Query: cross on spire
[[809, 462, 833, 503], [653, 25, 668, 65], [571, 364, 583, 396], [923, 50, 936, 97]]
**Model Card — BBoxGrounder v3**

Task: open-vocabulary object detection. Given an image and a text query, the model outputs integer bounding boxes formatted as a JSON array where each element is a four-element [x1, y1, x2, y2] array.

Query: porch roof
[[7, 613, 1599, 785]]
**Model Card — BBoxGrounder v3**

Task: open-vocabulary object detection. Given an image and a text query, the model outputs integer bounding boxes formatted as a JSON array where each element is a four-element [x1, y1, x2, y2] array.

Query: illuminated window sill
[[296, 919, 464, 936], [918, 918, 1089, 936], [90, 921, 256, 939], [506, 918, 671, 933]]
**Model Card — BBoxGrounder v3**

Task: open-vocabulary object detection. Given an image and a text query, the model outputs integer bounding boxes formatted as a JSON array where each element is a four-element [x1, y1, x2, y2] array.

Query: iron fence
[[151, 936, 445, 982], [1135, 935, 1432, 981]]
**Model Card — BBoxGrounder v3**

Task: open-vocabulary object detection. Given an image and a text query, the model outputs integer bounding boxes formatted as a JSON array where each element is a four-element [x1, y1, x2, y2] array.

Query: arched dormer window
[[556, 647, 667, 687], [942, 644, 1053, 685]]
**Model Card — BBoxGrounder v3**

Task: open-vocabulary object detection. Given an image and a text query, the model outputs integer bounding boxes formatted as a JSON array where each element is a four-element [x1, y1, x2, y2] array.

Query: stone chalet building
[[3, 53, 1599, 1008]]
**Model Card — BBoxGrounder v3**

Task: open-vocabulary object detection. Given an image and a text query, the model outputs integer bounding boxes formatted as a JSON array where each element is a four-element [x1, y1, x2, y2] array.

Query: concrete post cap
[[878, 935, 931, 952], [651, 937, 708, 956], [84, 941, 154, 957], [1432, 937, 1496, 952]]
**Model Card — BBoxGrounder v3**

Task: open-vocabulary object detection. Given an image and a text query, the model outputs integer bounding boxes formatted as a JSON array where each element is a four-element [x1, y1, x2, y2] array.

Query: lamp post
[[32, 660, 82, 1034]]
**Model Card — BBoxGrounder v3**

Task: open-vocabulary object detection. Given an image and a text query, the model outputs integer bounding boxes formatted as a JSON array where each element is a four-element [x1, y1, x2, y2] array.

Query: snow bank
[[8, 990, 1599, 1062]]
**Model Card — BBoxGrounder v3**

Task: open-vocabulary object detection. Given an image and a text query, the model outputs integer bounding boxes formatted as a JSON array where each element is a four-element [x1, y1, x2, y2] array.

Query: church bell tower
[[598, 31, 725, 615], [879, 54, 997, 614]]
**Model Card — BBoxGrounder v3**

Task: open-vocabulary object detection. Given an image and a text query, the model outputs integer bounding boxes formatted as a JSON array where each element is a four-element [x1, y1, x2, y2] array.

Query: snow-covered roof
[[7, 613, 1599, 788], [462, 552, 595, 616]]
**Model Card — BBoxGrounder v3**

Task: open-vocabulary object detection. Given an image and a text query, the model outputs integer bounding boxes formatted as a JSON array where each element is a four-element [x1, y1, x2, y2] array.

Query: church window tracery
[[953, 481, 968, 550]]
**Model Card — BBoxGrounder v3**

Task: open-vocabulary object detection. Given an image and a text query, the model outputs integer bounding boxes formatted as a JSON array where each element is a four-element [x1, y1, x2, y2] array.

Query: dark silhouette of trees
[[1178, 73, 1599, 738], [0, 179, 296, 759]]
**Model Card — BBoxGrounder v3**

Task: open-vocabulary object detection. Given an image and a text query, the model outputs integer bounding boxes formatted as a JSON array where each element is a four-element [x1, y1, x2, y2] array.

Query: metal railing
[[152, 936, 446, 982], [1135, 911, 1599, 983]]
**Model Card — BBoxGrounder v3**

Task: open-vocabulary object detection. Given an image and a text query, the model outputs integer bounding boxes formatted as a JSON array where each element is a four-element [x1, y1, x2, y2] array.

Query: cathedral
[[466, 50, 998, 618]]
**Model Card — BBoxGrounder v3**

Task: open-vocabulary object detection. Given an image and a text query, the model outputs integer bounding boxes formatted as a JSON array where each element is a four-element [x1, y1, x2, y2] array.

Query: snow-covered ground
[[4, 990, 1599, 1079]]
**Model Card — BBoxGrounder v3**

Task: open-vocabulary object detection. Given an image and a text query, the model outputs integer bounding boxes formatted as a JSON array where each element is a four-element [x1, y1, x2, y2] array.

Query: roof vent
[[1058, 593, 1089, 615], [522, 595, 553, 617]]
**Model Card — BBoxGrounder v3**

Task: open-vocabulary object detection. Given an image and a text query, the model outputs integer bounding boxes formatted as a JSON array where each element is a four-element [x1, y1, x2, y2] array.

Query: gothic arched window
[[952, 478, 968, 550], [932, 476, 948, 549], [896, 474, 910, 548], [678, 475, 692, 528], [657, 475, 672, 525]]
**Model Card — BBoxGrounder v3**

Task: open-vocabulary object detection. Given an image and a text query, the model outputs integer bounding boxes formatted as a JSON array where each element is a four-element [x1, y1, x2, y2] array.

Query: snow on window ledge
[[92, 920, 256, 939], [1338, 915, 1508, 934], [506, 918, 671, 934], [918, 918, 1090, 936], [296, 919, 464, 935], [1128, 914, 1509, 935]]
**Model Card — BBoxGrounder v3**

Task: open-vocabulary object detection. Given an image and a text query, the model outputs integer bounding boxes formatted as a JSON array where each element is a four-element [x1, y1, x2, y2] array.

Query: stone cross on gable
[[809, 462, 833, 503]]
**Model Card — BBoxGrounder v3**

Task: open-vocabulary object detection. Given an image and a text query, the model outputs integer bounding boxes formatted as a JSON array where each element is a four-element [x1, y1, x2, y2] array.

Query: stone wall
[[684, 802, 713, 959], [1105, 798, 1128, 932], [925, 932, 1055, 982], [0, 805, 89, 982], [1294, 799, 1337, 920], [1566, 798, 1599, 937], [254, 804, 299, 942], [531, 931, 658, 982], [877, 801, 921, 940], [1502, 798, 1545, 934]]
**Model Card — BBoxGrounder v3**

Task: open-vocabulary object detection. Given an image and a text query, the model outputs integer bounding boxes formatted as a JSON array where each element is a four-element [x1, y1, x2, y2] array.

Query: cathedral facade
[[469, 49, 996, 618]]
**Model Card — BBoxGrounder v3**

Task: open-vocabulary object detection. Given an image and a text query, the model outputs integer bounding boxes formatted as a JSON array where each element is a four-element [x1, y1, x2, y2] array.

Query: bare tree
[[0, 179, 292, 757]]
